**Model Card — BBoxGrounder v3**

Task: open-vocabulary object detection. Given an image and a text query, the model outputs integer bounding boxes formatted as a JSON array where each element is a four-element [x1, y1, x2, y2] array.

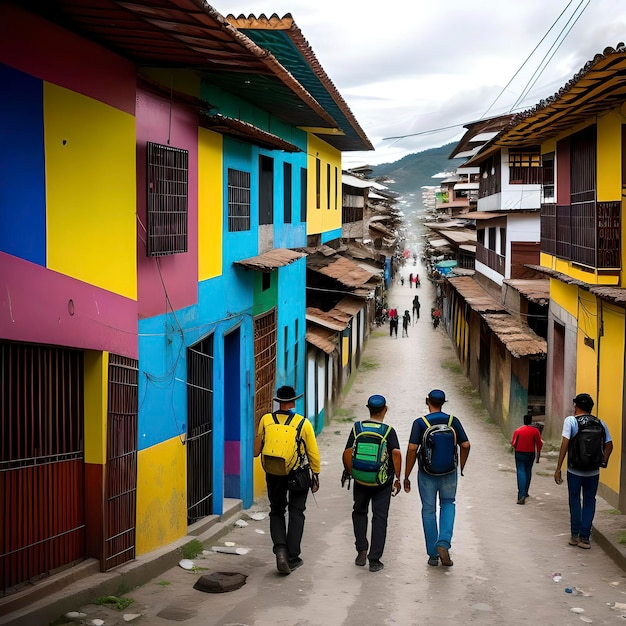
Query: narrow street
[[57, 260, 626, 626]]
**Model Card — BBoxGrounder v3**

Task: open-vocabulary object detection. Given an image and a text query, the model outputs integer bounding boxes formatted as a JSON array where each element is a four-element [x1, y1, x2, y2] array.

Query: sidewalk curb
[[0, 499, 243, 626]]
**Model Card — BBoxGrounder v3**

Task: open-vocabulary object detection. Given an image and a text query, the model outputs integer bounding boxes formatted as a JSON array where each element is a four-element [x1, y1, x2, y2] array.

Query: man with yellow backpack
[[255, 386, 320, 575]]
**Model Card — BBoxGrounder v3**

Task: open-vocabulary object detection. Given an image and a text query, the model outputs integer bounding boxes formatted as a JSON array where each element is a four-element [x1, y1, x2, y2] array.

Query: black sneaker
[[428, 556, 439, 566], [369, 560, 384, 573], [355, 550, 367, 566], [288, 557, 303, 571], [276, 549, 291, 574]]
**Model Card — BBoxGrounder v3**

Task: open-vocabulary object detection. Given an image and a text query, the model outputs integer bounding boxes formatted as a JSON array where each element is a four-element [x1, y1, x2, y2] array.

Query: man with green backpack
[[342, 394, 402, 572]]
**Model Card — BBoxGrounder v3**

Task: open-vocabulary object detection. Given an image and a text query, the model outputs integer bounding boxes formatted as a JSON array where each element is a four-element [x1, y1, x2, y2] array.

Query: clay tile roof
[[306, 325, 337, 353], [503, 279, 550, 305], [307, 254, 379, 290], [306, 307, 351, 331], [234, 248, 306, 272], [448, 276, 546, 358], [334, 296, 365, 316]]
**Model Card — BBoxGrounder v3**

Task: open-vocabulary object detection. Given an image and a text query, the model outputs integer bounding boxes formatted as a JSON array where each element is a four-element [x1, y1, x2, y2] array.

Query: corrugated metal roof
[[306, 325, 337, 353], [235, 248, 306, 272], [448, 276, 546, 358]]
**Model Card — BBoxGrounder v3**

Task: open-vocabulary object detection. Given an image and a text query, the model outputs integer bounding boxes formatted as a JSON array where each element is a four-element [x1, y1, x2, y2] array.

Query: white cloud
[[211, 0, 626, 165]]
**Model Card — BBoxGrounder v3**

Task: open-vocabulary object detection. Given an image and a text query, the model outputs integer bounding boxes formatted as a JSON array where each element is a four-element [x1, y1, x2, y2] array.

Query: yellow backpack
[[261, 411, 306, 476]]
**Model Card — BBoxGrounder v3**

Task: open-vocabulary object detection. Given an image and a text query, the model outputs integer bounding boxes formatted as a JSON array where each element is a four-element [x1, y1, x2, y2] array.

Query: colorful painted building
[[490, 44, 626, 509], [0, 0, 371, 594]]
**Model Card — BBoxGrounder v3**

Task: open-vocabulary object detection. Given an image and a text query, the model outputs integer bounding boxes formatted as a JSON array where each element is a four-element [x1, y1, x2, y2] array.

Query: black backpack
[[418, 415, 458, 475], [568, 415, 605, 471]]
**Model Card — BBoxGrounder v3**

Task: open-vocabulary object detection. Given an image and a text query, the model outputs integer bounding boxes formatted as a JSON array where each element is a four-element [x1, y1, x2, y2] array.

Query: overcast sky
[[211, 0, 626, 167]]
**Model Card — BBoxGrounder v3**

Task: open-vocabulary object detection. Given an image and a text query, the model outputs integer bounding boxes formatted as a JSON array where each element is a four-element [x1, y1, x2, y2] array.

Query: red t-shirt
[[511, 425, 543, 454]]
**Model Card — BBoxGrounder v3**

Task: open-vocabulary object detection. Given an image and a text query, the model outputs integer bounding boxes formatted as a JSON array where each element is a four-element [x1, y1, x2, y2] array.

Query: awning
[[306, 326, 337, 354], [453, 182, 479, 191], [458, 211, 506, 220], [448, 276, 546, 358], [503, 279, 550, 305], [234, 249, 306, 272], [306, 308, 351, 331], [334, 296, 365, 316], [307, 254, 380, 290], [428, 239, 452, 249]]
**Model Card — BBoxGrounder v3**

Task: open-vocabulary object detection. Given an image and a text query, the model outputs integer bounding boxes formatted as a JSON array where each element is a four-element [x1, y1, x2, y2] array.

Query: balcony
[[540, 201, 621, 269], [476, 243, 505, 275]]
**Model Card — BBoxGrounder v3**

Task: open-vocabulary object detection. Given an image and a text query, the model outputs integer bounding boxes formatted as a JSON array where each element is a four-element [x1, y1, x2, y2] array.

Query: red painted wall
[[136, 88, 199, 319]]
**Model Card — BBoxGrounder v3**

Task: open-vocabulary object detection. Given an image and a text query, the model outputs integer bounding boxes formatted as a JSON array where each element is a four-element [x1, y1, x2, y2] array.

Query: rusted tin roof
[[448, 276, 546, 358], [334, 296, 365, 316], [306, 307, 351, 331], [234, 248, 306, 272], [226, 13, 373, 152], [307, 254, 379, 290], [526, 265, 626, 305], [306, 325, 337, 354], [503, 279, 550, 305]]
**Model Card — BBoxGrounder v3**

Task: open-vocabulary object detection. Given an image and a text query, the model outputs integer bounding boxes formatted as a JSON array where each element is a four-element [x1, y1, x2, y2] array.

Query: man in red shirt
[[511, 414, 543, 504]]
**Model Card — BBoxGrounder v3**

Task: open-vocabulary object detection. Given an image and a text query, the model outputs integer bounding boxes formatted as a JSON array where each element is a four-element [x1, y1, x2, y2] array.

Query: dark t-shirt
[[409, 411, 468, 469], [345, 420, 400, 486]]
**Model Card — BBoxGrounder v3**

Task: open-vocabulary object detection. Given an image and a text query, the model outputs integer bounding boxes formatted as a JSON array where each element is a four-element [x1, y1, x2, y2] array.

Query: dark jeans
[[567, 471, 599, 540], [352, 480, 393, 561], [266, 473, 308, 559], [514, 451, 535, 499]]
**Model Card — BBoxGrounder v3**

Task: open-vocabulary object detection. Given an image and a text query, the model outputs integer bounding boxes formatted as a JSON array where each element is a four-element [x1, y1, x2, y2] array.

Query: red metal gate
[[103, 354, 138, 571], [0, 343, 85, 595]]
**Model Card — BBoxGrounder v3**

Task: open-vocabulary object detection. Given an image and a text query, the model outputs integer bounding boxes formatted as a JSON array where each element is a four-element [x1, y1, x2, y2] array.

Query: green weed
[[359, 356, 379, 371], [441, 359, 463, 375], [606, 508, 622, 515], [617, 531, 626, 545], [93, 595, 134, 611], [157, 580, 172, 586], [181, 539, 204, 560]]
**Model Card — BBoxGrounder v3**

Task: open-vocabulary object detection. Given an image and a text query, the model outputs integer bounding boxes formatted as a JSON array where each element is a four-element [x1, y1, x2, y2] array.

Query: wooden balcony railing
[[476, 243, 505, 275]]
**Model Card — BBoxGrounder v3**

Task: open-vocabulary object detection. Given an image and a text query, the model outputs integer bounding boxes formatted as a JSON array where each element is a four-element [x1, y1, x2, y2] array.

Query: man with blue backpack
[[404, 389, 470, 567], [342, 394, 402, 573]]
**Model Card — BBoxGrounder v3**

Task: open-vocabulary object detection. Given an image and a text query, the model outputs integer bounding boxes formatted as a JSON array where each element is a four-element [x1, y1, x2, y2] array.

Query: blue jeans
[[515, 451, 535, 500], [567, 471, 599, 540], [418, 471, 457, 557]]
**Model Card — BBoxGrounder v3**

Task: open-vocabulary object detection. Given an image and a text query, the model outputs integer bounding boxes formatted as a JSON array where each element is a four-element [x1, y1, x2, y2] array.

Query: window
[[315, 158, 321, 209], [488, 227, 496, 251], [326, 163, 331, 209], [300, 168, 307, 222], [146, 142, 188, 256], [477, 229, 485, 245], [283, 163, 292, 224], [509, 149, 541, 184], [334, 167, 338, 209], [259, 155, 274, 225], [500, 228, 506, 256], [542, 152, 555, 202], [262, 272, 271, 291], [227, 168, 251, 232]]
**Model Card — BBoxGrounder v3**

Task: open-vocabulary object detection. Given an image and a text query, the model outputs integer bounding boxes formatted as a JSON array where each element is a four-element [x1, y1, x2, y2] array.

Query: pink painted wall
[[0, 3, 135, 115], [136, 88, 199, 319], [0, 253, 137, 357]]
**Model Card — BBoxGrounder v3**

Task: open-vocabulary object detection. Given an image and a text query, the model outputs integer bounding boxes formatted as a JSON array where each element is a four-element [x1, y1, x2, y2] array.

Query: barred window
[[228, 168, 251, 232], [509, 149, 541, 184], [146, 142, 188, 256]]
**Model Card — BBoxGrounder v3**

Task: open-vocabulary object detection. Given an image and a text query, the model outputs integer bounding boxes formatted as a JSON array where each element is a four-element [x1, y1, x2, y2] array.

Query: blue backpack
[[350, 421, 391, 486], [419, 415, 458, 475]]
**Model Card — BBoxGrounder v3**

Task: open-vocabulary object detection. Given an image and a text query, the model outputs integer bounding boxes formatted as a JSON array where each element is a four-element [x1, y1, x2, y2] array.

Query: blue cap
[[427, 389, 446, 404], [366, 394, 387, 410]]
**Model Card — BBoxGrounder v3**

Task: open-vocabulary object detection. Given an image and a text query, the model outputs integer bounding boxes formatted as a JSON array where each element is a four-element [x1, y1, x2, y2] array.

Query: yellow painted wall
[[597, 303, 624, 495], [575, 290, 598, 399], [136, 436, 187, 555], [83, 351, 108, 466], [596, 111, 622, 203], [307, 134, 342, 235], [44, 83, 136, 300], [198, 128, 223, 281], [550, 278, 579, 318], [342, 336, 349, 367]]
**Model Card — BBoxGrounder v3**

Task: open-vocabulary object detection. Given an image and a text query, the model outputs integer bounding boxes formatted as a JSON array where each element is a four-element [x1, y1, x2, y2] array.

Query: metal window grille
[[1, 343, 85, 594], [104, 354, 138, 571], [540, 203, 557, 255], [186, 336, 214, 524], [227, 168, 251, 232], [146, 142, 188, 256], [254, 311, 277, 424]]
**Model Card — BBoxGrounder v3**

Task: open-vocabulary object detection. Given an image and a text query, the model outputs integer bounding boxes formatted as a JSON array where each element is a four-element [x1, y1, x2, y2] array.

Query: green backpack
[[350, 421, 391, 486]]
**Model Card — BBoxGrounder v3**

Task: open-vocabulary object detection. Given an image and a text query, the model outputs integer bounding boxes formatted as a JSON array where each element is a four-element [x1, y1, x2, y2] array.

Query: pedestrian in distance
[[402, 310, 411, 337], [342, 394, 402, 573], [412, 295, 421, 323], [554, 393, 613, 549], [388, 307, 398, 338], [254, 386, 321, 574], [409, 272, 413, 289], [404, 389, 470, 567], [511, 414, 543, 504]]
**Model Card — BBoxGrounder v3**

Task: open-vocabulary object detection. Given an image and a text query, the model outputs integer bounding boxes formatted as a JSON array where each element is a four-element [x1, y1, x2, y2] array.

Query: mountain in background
[[369, 143, 466, 201]]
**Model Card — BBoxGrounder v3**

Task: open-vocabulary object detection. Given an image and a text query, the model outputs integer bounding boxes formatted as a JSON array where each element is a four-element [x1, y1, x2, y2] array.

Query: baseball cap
[[427, 389, 446, 404], [366, 394, 387, 410]]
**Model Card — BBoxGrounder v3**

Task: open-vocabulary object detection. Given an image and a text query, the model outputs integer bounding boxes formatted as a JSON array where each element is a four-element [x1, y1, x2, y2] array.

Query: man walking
[[255, 386, 321, 574], [554, 393, 613, 549], [404, 389, 470, 567], [511, 414, 543, 504], [343, 394, 402, 573]]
